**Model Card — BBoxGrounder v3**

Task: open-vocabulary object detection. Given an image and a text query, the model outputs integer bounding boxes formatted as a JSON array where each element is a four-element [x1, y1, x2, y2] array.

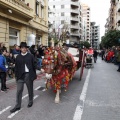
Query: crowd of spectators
[[101, 46, 120, 72], [0, 42, 46, 92]]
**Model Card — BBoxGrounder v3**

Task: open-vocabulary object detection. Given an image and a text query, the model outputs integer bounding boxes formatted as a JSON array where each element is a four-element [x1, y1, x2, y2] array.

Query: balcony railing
[[70, 17, 79, 21], [71, 9, 79, 14], [70, 25, 79, 29], [0, 0, 33, 19], [111, 0, 115, 3], [71, 0, 79, 7], [70, 32, 79, 36]]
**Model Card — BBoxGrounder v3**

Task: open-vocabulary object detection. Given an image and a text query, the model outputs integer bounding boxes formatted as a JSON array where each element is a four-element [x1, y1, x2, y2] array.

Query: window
[[61, 12, 64, 16], [36, 1, 39, 16], [61, 20, 64, 24], [9, 28, 20, 47], [36, 36, 42, 45], [61, 5, 64, 8]]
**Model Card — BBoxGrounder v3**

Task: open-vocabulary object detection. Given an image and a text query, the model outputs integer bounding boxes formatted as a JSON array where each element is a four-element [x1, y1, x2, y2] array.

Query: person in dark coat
[[10, 42, 37, 113], [29, 45, 36, 57], [0, 43, 7, 51], [93, 49, 98, 63], [38, 44, 44, 57], [6, 52, 15, 78], [101, 49, 105, 60], [12, 45, 20, 55]]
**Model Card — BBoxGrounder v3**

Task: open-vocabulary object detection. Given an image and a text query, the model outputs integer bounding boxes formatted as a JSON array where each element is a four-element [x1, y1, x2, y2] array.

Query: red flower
[[48, 56, 51, 60]]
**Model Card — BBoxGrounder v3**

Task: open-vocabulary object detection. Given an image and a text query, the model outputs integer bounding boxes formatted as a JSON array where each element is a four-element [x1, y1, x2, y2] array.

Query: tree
[[79, 41, 91, 49], [101, 30, 120, 48], [83, 41, 91, 48]]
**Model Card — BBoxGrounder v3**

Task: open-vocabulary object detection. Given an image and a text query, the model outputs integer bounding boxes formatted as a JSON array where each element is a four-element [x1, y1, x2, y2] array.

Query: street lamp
[[8, 9, 12, 14]]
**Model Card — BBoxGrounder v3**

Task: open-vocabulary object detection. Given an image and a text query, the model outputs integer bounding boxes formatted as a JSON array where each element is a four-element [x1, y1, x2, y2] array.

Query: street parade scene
[[0, 0, 120, 120]]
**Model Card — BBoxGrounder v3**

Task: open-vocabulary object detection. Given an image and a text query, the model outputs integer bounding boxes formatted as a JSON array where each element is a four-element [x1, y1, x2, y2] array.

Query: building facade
[[48, 0, 83, 44], [105, 0, 119, 32], [0, 0, 48, 50], [90, 22, 100, 49], [82, 4, 91, 43], [109, 0, 116, 30], [115, 0, 120, 30]]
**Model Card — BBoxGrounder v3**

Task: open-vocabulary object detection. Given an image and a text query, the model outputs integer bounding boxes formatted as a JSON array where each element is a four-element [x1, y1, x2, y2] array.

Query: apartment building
[[90, 22, 100, 49], [79, 3, 83, 41], [0, 0, 48, 50], [105, 17, 110, 33], [82, 18, 87, 42], [48, 0, 82, 44], [82, 4, 91, 43], [115, 0, 120, 30], [109, 0, 116, 30], [105, 0, 117, 32]]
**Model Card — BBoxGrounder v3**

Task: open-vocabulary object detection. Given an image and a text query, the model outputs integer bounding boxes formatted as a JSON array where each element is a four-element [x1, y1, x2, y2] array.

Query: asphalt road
[[0, 57, 120, 120], [0, 65, 88, 120]]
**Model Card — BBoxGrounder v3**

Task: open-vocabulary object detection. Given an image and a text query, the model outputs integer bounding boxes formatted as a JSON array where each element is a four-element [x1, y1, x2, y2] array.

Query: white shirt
[[21, 52, 29, 72]]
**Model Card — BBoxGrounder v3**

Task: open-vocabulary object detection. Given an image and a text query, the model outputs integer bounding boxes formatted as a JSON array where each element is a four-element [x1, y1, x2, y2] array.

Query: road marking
[[34, 86, 41, 91], [7, 109, 23, 119], [0, 106, 11, 115], [33, 95, 39, 100], [42, 89, 46, 92], [73, 69, 91, 120], [22, 94, 28, 99], [8, 95, 39, 119], [0, 93, 30, 116]]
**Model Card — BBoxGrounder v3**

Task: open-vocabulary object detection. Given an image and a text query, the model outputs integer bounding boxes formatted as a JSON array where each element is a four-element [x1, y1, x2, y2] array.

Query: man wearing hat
[[10, 42, 37, 113]]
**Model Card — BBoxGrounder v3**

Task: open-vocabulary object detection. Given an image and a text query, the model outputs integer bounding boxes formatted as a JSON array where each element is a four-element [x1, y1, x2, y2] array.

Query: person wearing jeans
[[0, 49, 8, 92]]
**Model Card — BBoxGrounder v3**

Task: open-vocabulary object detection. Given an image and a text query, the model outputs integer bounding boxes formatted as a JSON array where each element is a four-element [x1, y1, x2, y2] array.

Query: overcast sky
[[81, 0, 110, 39]]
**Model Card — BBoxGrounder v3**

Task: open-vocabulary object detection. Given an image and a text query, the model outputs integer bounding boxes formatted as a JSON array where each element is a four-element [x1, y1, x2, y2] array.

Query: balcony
[[71, 0, 79, 7], [70, 25, 79, 29], [70, 32, 79, 36], [0, 0, 33, 20], [71, 9, 79, 14], [70, 17, 79, 21], [111, 0, 115, 4], [118, 8, 120, 12]]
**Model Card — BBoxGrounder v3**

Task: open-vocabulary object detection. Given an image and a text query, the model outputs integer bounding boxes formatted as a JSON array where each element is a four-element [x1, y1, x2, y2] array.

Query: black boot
[[27, 102, 33, 108], [10, 107, 21, 113]]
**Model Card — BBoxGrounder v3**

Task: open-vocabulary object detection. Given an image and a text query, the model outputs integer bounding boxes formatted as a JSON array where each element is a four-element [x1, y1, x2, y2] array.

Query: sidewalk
[[81, 57, 120, 120]]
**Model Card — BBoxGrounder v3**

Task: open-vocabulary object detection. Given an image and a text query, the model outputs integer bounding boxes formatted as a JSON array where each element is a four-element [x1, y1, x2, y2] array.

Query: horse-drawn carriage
[[41, 45, 82, 103]]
